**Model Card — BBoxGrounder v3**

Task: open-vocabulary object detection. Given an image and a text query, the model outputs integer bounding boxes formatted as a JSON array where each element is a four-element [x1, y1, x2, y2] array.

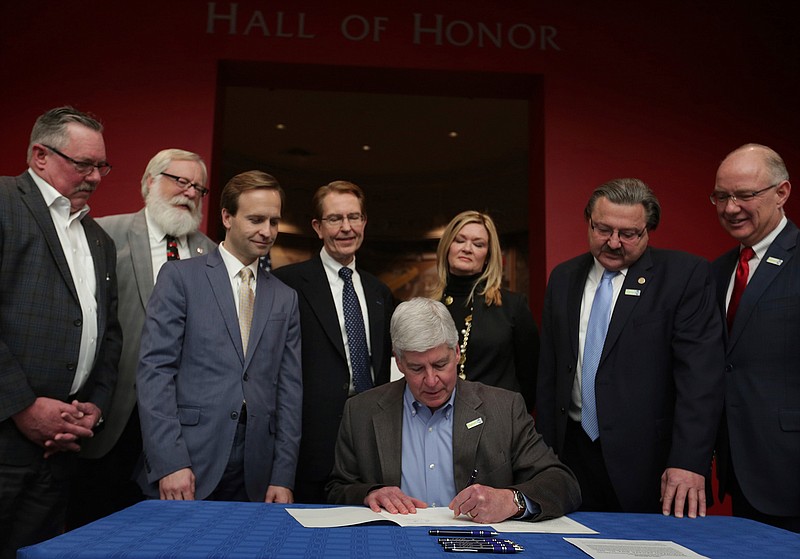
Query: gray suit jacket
[[80, 209, 215, 459], [136, 247, 302, 500], [326, 379, 581, 520], [0, 172, 122, 465]]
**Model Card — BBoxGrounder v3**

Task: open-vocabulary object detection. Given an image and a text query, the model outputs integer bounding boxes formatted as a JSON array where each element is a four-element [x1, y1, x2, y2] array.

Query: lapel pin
[[196, 247, 205, 254], [624, 289, 641, 297], [637, 277, 646, 284], [766, 256, 783, 266], [466, 418, 484, 429]]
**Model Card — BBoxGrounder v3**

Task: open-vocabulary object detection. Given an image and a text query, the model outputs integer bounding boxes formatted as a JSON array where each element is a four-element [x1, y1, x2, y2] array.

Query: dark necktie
[[727, 246, 755, 330], [166, 235, 180, 261], [581, 269, 618, 441], [339, 267, 373, 393]]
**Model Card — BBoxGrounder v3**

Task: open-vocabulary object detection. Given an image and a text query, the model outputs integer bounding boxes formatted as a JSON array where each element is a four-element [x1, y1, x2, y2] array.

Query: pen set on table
[[428, 530, 524, 554]]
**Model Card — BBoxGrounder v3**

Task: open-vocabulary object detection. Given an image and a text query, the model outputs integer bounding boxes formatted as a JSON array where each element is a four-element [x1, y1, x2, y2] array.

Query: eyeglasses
[[590, 219, 645, 244], [319, 213, 365, 227], [160, 172, 209, 197], [44, 145, 112, 177], [709, 183, 779, 206]]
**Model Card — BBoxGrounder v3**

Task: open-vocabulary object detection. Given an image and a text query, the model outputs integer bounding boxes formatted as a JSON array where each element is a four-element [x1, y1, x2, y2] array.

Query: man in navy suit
[[273, 181, 393, 503], [0, 107, 122, 556], [537, 178, 724, 517], [711, 144, 800, 532], [136, 170, 302, 502]]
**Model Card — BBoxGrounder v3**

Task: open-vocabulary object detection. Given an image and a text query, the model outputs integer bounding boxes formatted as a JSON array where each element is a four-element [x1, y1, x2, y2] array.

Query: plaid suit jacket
[[0, 171, 122, 466]]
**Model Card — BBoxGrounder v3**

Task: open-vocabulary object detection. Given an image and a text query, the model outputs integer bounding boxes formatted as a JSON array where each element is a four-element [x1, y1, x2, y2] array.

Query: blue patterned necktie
[[339, 267, 373, 393], [581, 269, 618, 441]]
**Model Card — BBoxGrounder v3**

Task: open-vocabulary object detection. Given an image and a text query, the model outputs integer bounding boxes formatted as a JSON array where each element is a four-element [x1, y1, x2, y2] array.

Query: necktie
[[581, 269, 618, 441], [727, 246, 755, 330], [166, 235, 180, 261], [238, 267, 255, 356], [339, 267, 373, 393]]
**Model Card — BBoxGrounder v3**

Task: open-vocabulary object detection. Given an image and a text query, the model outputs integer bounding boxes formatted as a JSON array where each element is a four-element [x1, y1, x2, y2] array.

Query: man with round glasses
[[66, 149, 216, 528], [711, 144, 800, 532], [0, 106, 122, 556], [537, 178, 724, 518], [273, 180, 394, 504]]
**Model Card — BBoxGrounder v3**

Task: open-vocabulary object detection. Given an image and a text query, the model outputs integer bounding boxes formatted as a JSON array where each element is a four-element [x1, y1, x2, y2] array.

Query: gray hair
[[583, 177, 661, 231], [391, 298, 459, 360], [28, 106, 103, 161], [141, 148, 208, 199], [725, 143, 790, 183]]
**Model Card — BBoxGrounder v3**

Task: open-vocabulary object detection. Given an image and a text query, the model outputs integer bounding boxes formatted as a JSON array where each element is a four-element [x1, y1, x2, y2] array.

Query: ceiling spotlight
[[276, 123, 286, 130], [362, 145, 371, 151], [448, 131, 459, 138]]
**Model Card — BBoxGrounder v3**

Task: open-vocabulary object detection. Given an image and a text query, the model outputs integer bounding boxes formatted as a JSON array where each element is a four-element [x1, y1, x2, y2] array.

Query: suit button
[[559, 407, 566, 414], [243, 373, 249, 381], [725, 364, 733, 372], [67, 363, 76, 371], [74, 319, 82, 327], [231, 411, 239, 421]]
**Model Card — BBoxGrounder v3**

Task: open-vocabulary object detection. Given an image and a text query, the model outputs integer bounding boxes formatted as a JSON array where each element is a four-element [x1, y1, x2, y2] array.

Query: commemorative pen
[[466, 468, 479, 487], [429, 529, 498, 536]]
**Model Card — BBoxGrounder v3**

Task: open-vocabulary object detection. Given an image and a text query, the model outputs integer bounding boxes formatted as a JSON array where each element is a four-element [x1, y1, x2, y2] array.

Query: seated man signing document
[[326, 298, 581, 522]]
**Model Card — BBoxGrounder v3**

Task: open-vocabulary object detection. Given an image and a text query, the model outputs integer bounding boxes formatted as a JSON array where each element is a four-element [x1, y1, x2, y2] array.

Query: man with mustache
[[66, 149, 216, 527], [536, 178, 724, 518], [273, 181, 393, 503], [0, 106, 122, 556]]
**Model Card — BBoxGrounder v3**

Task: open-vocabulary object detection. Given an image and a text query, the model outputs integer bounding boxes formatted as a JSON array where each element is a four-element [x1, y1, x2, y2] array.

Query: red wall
[[4, 0, 795, 516]]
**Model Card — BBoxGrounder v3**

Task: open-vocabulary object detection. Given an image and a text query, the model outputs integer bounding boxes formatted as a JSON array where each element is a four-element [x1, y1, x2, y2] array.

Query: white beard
[[146, 185, 202, 238]]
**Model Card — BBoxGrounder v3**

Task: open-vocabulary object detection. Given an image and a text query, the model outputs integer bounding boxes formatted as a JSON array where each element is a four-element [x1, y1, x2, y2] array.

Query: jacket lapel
[[244, 268, 275, 369], [452, 381, 485, 491], [206, 249, 245, 365], [373, 382, 405, 486], [129, 209, 155, 309]]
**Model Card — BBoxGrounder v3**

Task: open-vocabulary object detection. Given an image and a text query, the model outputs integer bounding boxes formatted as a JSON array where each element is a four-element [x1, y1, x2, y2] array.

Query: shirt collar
[[320, 246, 357, 275], [28, 168, 90, 220], [749, 215, 788, 259], [219, 241, 259, 280], [403, 382, 456, 418]]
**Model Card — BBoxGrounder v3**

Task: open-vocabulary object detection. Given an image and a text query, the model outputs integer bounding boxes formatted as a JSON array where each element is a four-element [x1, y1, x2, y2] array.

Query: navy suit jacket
[[536, 247, 724, 512], [273, 255, 393, 495], [0, 172, 122, 466], [713, 220, 800, 516], [136, 247, 302, 501]]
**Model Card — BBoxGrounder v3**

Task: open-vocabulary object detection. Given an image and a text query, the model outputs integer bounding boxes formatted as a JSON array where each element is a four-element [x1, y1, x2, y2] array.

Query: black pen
[[429, 529, 498, 536], [466, 468, 479, 488]]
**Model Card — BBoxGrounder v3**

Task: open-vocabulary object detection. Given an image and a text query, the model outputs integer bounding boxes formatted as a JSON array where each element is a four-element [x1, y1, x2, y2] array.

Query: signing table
[[18, 501, 800, 558]]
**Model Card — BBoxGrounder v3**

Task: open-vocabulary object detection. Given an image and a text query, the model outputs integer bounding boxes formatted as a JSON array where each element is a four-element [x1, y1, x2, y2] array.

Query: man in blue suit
[[537, 178, 724, 517], [137, 170, 302, 502], [711, 144, 800, 532]]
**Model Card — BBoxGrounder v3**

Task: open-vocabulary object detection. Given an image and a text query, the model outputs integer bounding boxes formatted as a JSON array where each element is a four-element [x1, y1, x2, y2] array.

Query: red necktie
[[726, 246, 754, 329], [166, 235, 180, 261]]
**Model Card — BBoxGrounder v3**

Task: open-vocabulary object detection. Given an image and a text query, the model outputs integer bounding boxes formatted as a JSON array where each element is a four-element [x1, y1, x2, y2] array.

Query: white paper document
[[286, 506, 596, 533], [564, 538, 710, 558]]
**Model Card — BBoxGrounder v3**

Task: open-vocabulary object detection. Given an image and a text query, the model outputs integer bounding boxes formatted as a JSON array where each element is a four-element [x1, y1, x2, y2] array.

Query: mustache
[[601, 246, 623, 256], [169, 195, 198, 212], [75, 182, 97, 193]]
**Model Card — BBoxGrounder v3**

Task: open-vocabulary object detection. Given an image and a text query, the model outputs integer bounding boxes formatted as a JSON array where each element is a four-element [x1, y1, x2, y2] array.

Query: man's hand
[[660, 467, 706, 518], [159, 468, 196, 500], [12, 397, 94, 450], [449, 485, 519, 524], [265, 485, 293, 504], [364, 486, 427, 514]]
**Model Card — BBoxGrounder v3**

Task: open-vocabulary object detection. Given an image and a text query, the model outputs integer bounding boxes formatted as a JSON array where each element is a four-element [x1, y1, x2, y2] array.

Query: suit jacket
[[326, 379, 581, 520], [536, 247, 724, 512], [136, 247, 302, 501], [272, 256, 393, 491], [713, 220, 800, 516], [0, 172, 122, 466], [80, 209, 216, 459]]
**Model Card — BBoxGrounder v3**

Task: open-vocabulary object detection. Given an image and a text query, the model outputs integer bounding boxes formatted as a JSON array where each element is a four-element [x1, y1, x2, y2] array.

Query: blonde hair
[[431, 210, 503, 307]]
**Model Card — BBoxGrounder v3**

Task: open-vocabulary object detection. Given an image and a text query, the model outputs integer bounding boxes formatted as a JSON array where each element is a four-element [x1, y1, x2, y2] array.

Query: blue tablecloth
[[18, 500, 800, 558]]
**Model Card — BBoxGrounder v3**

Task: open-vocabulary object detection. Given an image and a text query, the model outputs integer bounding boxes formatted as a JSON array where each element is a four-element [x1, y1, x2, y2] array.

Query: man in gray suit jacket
[[711, 144, 800, 532], [137, 170, 302, 503], [0, 107, 122, 557], [327, 298, 580, 523], [67, 149, 216, 527]]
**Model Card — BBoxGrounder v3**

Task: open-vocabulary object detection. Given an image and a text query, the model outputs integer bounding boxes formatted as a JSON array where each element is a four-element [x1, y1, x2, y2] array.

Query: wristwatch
[[511, 489, 526, 518]]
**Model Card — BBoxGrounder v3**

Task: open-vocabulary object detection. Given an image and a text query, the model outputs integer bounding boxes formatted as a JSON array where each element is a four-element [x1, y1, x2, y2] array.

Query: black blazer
[[273, 256, 393, 494], [536, 247, 724, 512], [0, 172, 122, 466], [713, 220, 800, 517]]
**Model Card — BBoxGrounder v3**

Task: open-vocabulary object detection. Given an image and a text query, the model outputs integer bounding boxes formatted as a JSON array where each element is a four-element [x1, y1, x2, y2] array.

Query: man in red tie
[[711, 144, 800, 532]]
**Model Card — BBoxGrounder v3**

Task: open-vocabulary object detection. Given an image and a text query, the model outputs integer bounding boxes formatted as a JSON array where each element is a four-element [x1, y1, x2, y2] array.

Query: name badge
[[766, 256, 783, 266], [624, 289, 641, 297], [466, 418, 484, 429]]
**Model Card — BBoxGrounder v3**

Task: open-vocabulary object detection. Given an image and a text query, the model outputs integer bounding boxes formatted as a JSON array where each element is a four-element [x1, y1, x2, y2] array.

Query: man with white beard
[[66, 149, 216, 528]]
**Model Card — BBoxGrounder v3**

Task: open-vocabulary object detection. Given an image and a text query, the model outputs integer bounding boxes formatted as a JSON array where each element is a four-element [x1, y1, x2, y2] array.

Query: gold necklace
[[458, 309, 473, 380]]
